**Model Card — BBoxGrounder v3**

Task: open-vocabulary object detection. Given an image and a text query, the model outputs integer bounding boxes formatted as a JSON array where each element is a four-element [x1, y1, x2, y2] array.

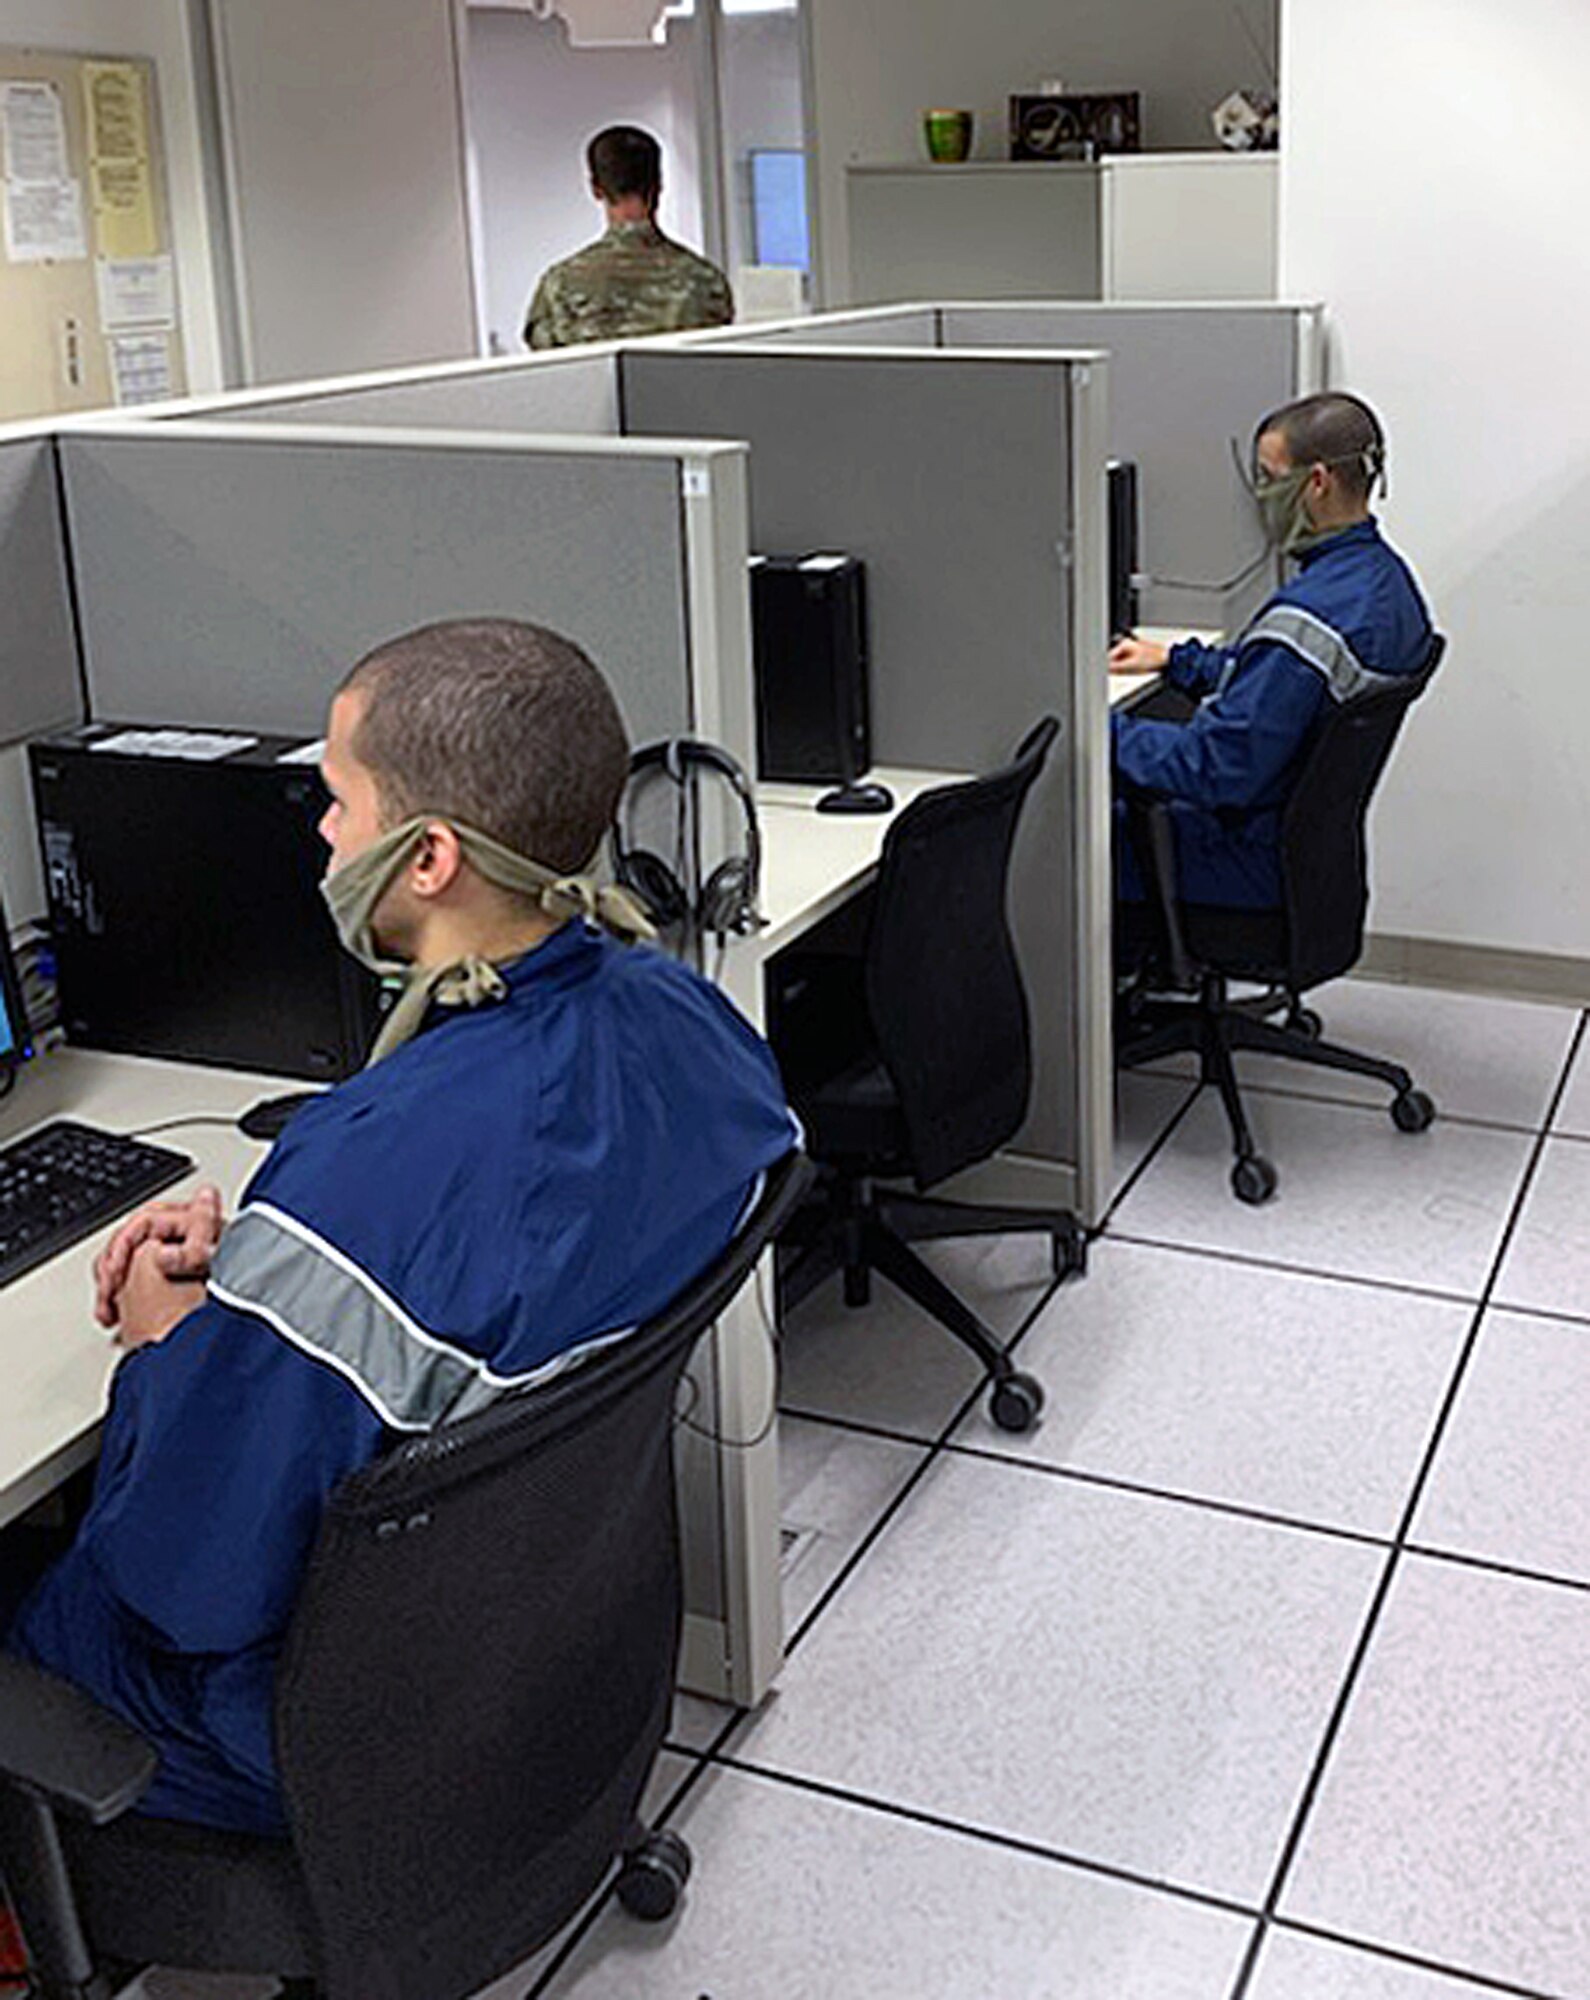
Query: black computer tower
[[29, 725, 384, 1080], [750, 553, 870, 785]]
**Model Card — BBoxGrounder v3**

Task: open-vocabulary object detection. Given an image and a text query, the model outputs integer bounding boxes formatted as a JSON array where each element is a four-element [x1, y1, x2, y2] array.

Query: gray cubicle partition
[[51, 414, 768, 1702], [621, 344, 1111, 1222], [58, 423, 745, 758], [194, 351, 620, 437], [680, 305, 942, 350], [0, 437, 82, 748], [936, 302, 1322, 633]]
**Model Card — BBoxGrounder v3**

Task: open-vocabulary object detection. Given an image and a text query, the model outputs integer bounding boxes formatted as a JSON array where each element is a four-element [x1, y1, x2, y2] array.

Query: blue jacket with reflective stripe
[[1113, 519, 1433, 907], [10, 923, 797, 1834]]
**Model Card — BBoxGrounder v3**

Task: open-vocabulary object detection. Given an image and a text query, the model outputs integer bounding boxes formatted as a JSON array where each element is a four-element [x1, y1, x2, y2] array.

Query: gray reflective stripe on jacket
[[208, 1202, 634, 1430], [1235, 602, 1403, 704]]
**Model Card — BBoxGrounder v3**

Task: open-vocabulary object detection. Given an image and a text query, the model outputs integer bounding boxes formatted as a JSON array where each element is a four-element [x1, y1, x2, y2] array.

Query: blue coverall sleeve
[[83, 1299, 387, 1655], [1164, 638, 1233, 697], [1112, 641, 1326, 812]]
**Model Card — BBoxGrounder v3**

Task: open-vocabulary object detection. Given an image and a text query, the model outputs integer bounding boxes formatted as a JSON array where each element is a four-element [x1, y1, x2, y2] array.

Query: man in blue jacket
[[1109, 391, 1434, 913], [5, 617, 797, 1837]]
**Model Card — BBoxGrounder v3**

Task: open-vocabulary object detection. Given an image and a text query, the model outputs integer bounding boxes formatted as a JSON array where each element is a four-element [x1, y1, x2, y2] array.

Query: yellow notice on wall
[[83, 62, 156, 258]]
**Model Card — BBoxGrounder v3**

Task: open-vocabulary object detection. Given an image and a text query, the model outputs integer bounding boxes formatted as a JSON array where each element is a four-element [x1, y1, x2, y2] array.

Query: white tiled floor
[[122, 983, 1590, 2000]]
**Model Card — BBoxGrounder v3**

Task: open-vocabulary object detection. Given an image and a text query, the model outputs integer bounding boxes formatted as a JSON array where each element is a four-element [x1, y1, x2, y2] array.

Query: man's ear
[[409, 821, 465, 901]]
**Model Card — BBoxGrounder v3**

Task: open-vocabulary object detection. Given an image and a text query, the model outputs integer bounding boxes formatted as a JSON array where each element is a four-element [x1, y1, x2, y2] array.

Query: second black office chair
[[776, 718, 1084, 1434], [1117, 636, 1445, 1203]]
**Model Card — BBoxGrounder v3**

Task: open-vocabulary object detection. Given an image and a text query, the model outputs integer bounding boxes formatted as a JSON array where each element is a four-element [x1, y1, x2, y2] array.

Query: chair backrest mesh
[[865, 718, 1058, 1190], [272, 1152, 809, 2000], [1280, 635, 1444, 991]]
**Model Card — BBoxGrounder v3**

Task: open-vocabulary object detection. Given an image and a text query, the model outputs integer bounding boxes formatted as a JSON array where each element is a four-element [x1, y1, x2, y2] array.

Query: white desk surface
[[752, 766, 969, 955], [0, 1048, 280, 1529], [1106, 625, 1225, 712]]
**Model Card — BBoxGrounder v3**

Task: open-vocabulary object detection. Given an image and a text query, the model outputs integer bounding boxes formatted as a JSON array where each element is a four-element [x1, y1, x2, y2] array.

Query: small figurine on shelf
[[1212, 88, 1279, 151]]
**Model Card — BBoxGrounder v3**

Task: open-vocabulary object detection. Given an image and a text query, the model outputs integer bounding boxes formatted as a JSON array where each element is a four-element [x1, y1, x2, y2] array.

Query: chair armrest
[[0, 1654, 157, 1824], [1118, 785, 1195, 991]]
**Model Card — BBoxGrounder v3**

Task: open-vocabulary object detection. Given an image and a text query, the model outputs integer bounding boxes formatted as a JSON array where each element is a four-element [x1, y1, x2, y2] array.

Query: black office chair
[[1117, 635, 1445, 1204], [0, 1150, 812, 2000], [775, 718, 1084, 1435]]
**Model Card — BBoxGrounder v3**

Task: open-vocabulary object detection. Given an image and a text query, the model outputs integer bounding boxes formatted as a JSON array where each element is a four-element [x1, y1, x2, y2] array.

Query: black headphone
[[613, 738, 762, 942]]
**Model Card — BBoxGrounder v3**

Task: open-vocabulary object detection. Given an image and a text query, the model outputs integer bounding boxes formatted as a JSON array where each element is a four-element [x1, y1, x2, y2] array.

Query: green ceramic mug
[[923, 108, 974, 164]]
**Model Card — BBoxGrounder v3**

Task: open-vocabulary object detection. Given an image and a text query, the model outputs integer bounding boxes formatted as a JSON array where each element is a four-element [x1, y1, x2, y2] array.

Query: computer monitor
[[0, 881, 32, 1083], [749, 148, 811, 272], [1107, 458, 1141, 638]]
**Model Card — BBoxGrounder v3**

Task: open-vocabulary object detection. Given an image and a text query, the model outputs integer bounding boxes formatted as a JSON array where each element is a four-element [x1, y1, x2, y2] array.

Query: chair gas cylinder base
[[1116, 635, 1445, 1206], [1117, 974, 1436, 1205]]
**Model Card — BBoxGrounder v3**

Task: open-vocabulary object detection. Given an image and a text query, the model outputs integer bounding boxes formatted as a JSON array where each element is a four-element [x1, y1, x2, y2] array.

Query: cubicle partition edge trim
[[1068, 355, 1114, 1227]]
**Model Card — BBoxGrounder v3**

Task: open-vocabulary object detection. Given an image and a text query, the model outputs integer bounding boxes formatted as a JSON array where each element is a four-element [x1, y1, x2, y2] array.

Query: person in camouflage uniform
[[524, 124, 734, 349]]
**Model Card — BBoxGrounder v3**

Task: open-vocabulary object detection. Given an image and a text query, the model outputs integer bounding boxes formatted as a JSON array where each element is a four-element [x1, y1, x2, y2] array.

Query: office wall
[[463, 8, 704, 357], [807, 0, 1279, 302], [209, 0, 478, 385], [0, 0, 226, 394], [1280, 0, 1590, 967]]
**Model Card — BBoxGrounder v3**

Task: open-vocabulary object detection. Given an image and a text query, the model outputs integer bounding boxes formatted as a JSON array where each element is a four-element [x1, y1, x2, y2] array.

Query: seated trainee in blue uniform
[[1110, 391, 1434, 912], [4, 618, 797, 1837]]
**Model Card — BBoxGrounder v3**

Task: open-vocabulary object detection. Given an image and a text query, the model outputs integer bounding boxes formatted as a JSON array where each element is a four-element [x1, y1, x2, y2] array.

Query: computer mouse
[[238, 1091, 322, 1142], [816, 781, 896, 816]]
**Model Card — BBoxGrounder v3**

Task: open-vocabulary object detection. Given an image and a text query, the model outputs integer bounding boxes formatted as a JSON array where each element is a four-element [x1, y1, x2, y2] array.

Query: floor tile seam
[[934, 1442, 1396, 1552], [1195, 1073, 1550, 1139], [1543, 1124, 1590, 1147], [775, 1384, 975, 1664], [776, 1401, 941, 1453], [1247, 1021, 1585, 1945], [1265, 1914, 1574, 2000], [1099, 1228, 1485, 1310], [1242, 1542, 1403, 1939], [1400, 1538, 1590, 1605], [1383, 1013, 1586, 1551], [776, 1269, 1070, 1667], [1481, 1295, 1590, 1334], [700, 1750, 1262, 1924], [1101, 1077, 1205, 1228], [1128, 1060, 1558, 1140]]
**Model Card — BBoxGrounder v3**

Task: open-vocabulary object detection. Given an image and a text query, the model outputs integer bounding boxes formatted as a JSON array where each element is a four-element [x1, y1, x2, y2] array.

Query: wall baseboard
[[1360, 933, 1590, 1010]]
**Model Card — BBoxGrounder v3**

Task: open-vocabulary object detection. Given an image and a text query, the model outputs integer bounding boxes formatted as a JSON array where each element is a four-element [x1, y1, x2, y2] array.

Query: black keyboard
[[0, 1119, 195, 1291]]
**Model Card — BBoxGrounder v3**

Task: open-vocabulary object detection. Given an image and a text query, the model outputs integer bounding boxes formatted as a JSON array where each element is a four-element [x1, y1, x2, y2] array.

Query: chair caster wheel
[[990, 1371, 1044, 1433], [1287, 1006, 1323, 1040], [617, 1828, 692, 1922], [1231, 1155, 1277, 1205], [1391, 1088, 1436, 1134]]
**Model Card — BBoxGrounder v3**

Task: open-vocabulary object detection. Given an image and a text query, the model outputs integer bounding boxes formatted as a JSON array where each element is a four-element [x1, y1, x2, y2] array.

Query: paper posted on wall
[[108, 330, 173, 406], [96, 253, 174, 329], [3, 176, 86, 263]]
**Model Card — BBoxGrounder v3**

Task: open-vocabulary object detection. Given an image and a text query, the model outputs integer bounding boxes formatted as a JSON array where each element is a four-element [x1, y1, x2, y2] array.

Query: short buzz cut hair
[[587, 124, 662, 203], [1255, 391, 1387, 503], [340, 619, 630, 874]]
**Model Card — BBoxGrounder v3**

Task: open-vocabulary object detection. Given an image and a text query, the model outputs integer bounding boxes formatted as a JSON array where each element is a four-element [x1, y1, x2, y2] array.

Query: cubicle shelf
[[846, 153, 1278, 306]]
